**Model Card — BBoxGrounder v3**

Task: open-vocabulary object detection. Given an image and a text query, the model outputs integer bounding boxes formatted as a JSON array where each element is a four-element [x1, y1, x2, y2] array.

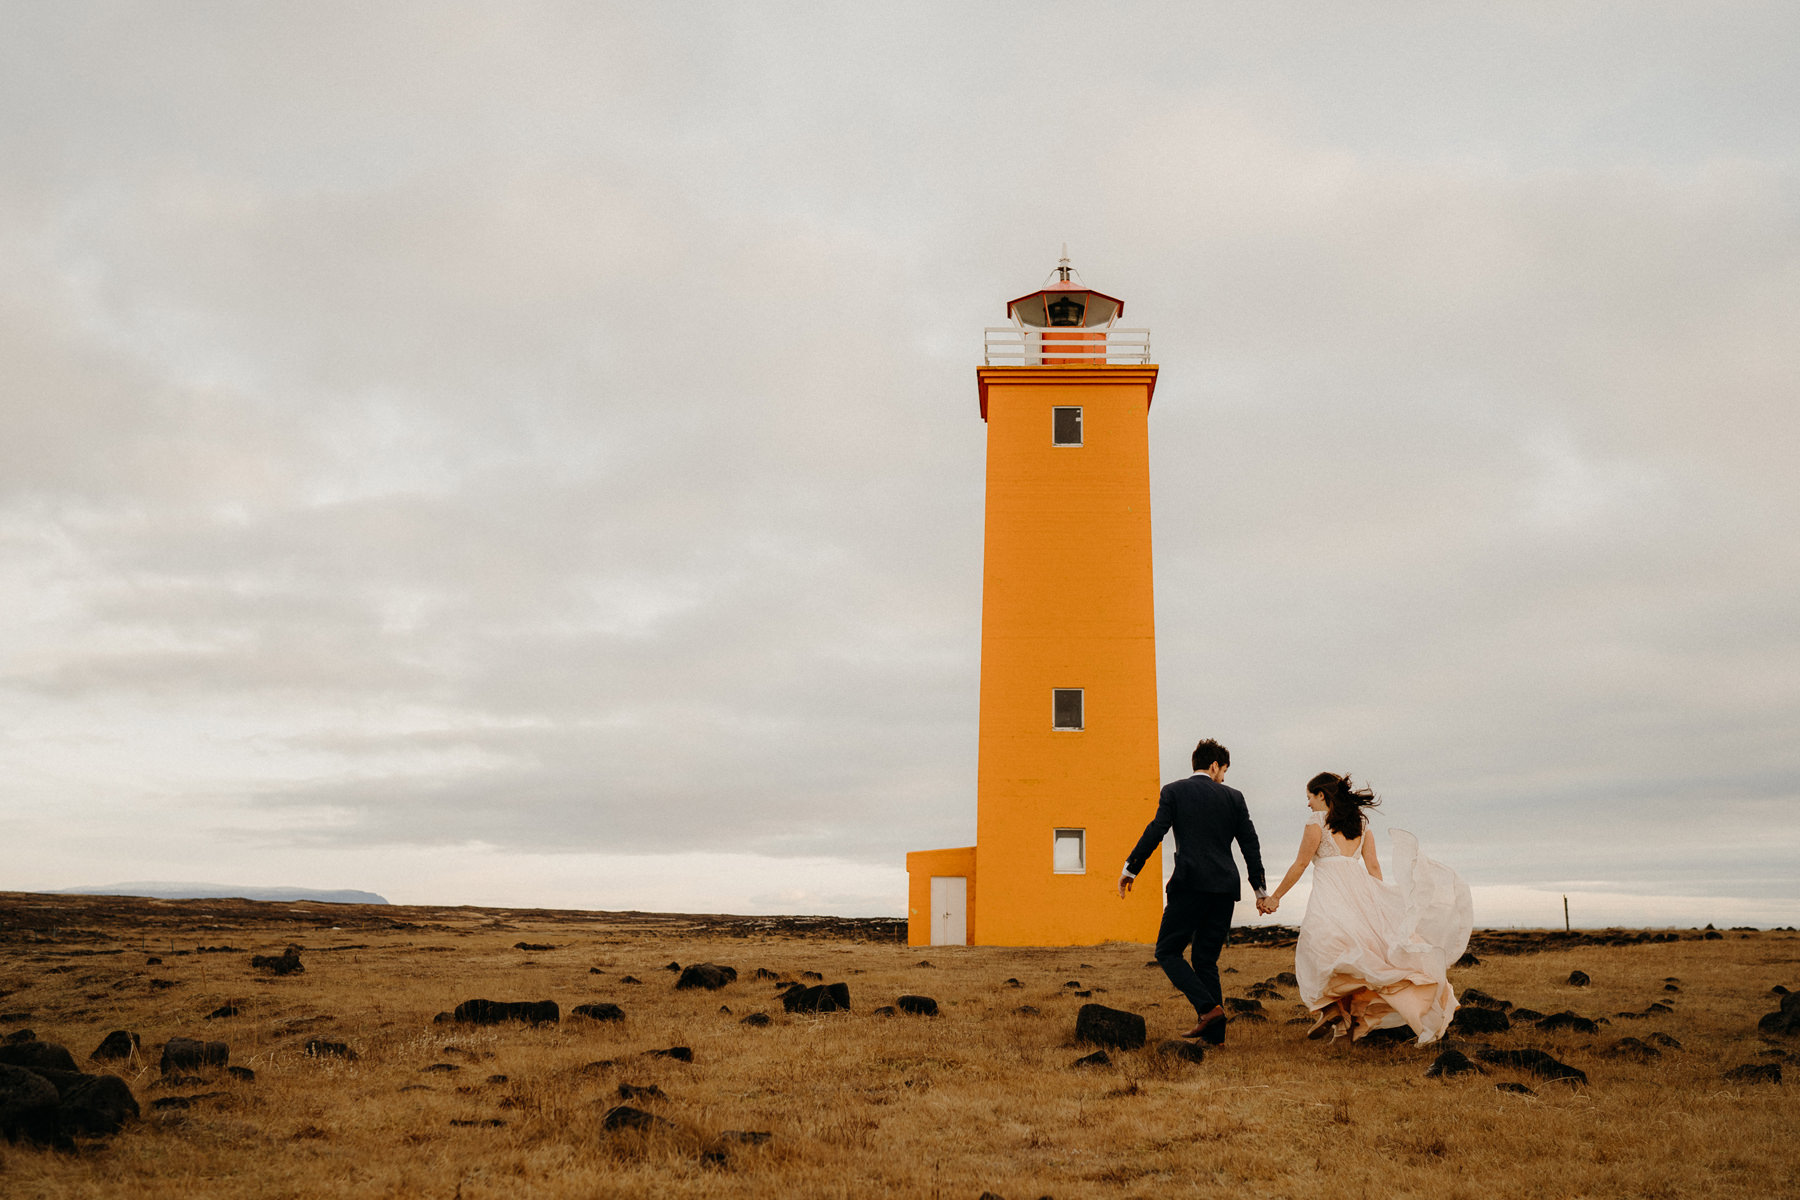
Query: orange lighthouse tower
[[907, 256, 1163, 946]]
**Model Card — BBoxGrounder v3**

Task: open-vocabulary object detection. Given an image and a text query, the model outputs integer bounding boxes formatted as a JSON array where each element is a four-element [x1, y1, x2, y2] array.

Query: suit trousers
[[1155, 888, 1236, 1019]]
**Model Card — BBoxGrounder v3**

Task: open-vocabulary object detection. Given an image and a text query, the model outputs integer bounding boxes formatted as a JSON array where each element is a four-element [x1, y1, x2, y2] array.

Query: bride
[[1260, 772, 1472, 1045]]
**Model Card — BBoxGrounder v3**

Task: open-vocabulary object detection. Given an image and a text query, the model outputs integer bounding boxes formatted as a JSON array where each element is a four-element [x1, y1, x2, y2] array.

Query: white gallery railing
[[982, 327, 1153, 366]]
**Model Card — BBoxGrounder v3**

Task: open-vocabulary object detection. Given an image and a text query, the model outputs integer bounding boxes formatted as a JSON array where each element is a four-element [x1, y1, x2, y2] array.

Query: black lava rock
[[1223, 997, 1263, 1014], [227, 1066, 255, 1081], [1074, 1003, 1146, 1051], [872, 1006, 897, 1017], [718, 1129, 771, 1146], [1459, 988, 1511, 1011], [514, 942, 555, 951], [1603, 1038, 1660, 1062], [452, 999, 559, 1026], [159, 1037, 229, 1075], [617, 1083, 665, 1101], [1511, 1008, 1547, 1022], [644, 1046, 692, 1062], [34, 1068, 139, 1136], [601, 1104, 676, 1133], [1275, 971, 1299, 986], [304, 1039, 356, 1060], [1476, 1046, 1587, 1086], [1449, 1007, 1511, 1035], [752, 967, 781, 980], [1425, 1049, 1481, 1077], [571, 1003, 625, 1023], [675, 963, 738, 991], [1454, 952, 1481, 968], [90, 1031, 139, 1062], [249, 945, 304, 976], [1071, 1050, 1111, 1068], [0, 1040, 79, 1074], [1757, 991, 1800, 1036], [739, 1013, 771, 1027], [1014, 1006, 1040, 1016], [0, 1063, 62, 1147], [206, 1005, 239, 1020], [781, 982, 851, 1014], [1567, 971, 1591, 987], [897, 995, 939, 1017], [1723, 1062, 1781, 1085], [1494, 1081, 1535, 1095], [1153, 1039, 1206, 1064], [1536, 1011, 1600, 1035], [1647, 1032, 1682, 1050]]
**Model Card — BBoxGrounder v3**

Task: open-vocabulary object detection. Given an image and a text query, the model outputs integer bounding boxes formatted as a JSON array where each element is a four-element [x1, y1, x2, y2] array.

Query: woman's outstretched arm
[[1361, 832, 1382, 881], [1269, 823, 1323, 907]]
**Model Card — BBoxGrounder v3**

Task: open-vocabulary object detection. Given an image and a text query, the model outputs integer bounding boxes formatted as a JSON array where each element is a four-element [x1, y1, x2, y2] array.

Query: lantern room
[[1006, 252, 1124, 329]]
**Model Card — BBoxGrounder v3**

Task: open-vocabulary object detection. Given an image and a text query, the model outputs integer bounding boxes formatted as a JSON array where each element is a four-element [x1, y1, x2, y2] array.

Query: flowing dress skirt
[[1295, 829, 1473, 1044]]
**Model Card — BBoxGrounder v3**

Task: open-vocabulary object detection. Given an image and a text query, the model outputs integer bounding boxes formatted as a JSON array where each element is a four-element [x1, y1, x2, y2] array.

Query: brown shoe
[[1181, 1005, 1226, 1042], [1305, 1012, 1342, 1040]]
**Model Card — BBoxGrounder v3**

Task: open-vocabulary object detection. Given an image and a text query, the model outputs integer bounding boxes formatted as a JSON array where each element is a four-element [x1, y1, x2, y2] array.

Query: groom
[[1118, 738, 1268, 1043]]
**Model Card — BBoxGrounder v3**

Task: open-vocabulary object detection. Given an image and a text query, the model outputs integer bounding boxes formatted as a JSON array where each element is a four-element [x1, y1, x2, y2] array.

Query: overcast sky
[[3, 3, 1796, 927]]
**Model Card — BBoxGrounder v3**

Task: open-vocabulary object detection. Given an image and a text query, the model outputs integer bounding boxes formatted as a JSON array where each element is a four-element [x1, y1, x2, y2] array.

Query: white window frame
[[1052, 828, 1087, 874], [1052, 687, 1084, 731], [1052, 406, 1083, 446]]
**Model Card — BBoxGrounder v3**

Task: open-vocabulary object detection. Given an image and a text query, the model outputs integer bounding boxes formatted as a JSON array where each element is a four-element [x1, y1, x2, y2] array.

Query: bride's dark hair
[[1308, 772, 1380, 841]]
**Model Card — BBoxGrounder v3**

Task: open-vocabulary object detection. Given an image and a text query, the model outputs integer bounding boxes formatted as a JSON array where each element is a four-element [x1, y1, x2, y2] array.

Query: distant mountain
[[48, 883, 389, 905]]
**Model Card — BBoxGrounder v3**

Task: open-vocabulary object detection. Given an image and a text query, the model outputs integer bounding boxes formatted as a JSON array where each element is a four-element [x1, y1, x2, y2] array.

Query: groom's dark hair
[[1192, 739, 1230, 771]]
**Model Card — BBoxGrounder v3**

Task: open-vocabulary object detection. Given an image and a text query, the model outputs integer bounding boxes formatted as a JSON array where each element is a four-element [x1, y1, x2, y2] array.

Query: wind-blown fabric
[[1294, 815, 1474, 1044]]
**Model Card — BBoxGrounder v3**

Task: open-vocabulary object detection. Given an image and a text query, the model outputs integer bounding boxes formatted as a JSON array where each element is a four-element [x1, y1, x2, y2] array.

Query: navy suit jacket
[[1125, 773, 1267, 900]]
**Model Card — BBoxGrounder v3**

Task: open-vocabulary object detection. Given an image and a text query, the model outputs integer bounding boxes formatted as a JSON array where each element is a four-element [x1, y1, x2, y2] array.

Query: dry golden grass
[[1, 893, 1796, 1199]]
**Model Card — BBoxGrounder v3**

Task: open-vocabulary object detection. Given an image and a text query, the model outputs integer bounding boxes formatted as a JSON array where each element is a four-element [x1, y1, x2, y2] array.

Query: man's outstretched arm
[[1236, 795, 1269, 898], [1118, 791, 1174, 898]]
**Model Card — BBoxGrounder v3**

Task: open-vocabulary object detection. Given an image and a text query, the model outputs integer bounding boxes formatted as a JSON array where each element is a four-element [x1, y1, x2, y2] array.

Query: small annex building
[[906, 258, 1165, 947]]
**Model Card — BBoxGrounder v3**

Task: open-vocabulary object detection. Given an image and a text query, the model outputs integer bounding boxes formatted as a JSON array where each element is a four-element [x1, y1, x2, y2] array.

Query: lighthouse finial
[[1057, 244, 1072, 282]]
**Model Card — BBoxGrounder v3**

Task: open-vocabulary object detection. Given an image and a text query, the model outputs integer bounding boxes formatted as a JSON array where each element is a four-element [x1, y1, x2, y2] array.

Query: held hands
[[1255, 895, 1279, 916]]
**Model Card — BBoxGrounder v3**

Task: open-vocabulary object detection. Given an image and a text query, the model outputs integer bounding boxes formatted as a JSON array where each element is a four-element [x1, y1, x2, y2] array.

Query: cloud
[[2, 5, 1797, 922]]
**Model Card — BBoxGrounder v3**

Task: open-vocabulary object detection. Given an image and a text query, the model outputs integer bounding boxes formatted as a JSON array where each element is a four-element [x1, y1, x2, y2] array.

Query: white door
[[929, 876, 967, 946]]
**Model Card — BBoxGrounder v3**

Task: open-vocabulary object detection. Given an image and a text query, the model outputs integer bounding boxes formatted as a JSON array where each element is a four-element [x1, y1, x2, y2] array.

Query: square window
[[1052, 688, 1083, 730], [1053, 828, 1086, 874], [1052, 406, 1082, 446]]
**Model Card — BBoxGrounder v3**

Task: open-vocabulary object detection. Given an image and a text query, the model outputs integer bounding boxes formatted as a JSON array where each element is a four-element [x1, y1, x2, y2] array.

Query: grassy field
[[1, 893, 1795, 1199]]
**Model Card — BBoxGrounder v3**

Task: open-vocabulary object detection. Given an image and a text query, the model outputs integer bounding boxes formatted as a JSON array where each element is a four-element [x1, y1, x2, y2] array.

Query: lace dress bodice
[[1308, 810, 1364, 863]]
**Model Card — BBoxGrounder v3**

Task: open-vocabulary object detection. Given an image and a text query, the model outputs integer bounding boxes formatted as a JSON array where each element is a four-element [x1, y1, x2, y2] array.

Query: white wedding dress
[[1293, 812, 1473, 1044]]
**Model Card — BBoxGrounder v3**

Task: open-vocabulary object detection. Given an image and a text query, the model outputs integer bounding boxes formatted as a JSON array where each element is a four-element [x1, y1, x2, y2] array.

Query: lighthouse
[[907, 256, 1163, 946]]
